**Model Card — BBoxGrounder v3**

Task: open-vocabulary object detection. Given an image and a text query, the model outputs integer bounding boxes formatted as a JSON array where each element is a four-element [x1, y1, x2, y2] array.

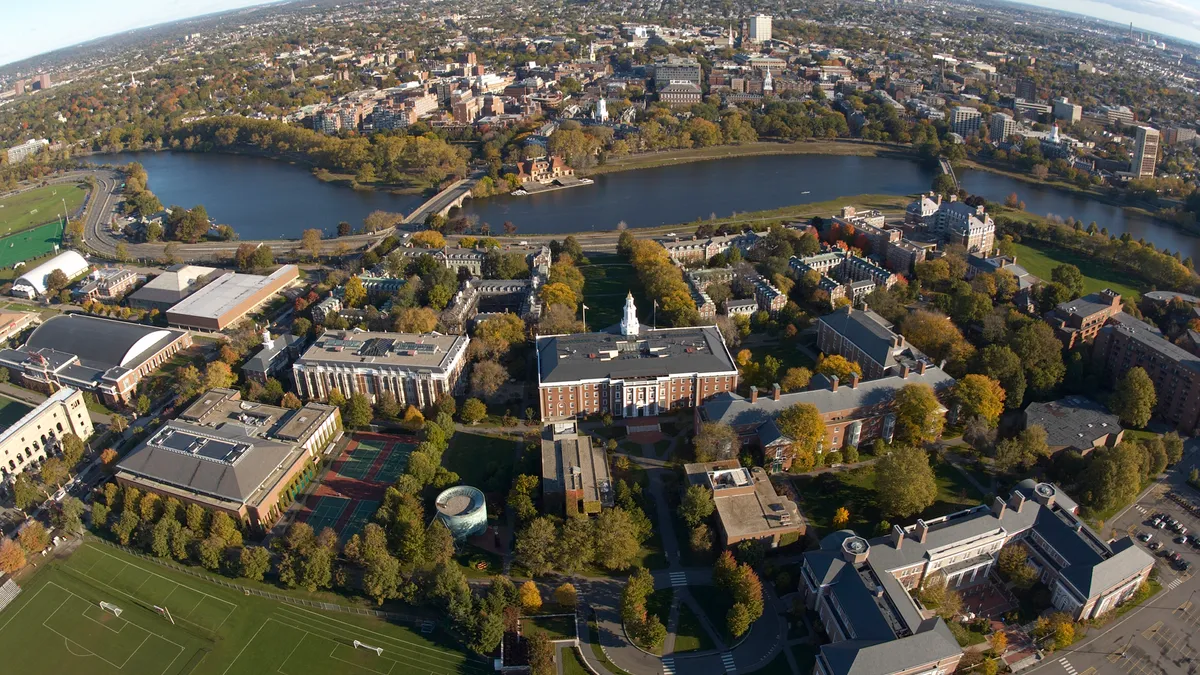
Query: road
[[1020, 440, 1200, 675], [403, 172, 484, 225]]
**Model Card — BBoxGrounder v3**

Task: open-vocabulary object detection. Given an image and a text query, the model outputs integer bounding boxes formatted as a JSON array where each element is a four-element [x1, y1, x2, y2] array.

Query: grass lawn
[[1122, 429, 1162, 442], [579, 253, 648, 330], [746, 341, 817, 373], [441, 431, 516, 494], [525, 614, 577, 640], [0, 183, 87, 238], [0, 395, 33, 428], [691, 589, 733, 642], [793, 461, 985, 534], [584, 140, 904, 176], [618, 440, 643, 456], [673, 601, 716, 653], [561, 646, 592, 675], [1011, 241, 1144, 301], [456, 544, 503, 578], [0, 540, 487, 675]]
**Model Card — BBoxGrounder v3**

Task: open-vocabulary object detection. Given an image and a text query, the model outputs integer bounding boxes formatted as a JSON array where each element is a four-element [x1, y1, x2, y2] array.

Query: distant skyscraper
[[1015, 78, 1036, 101], [748, 15, 772, 43], [949, 106, 982, 137], [1132, 126, 1160, 178]]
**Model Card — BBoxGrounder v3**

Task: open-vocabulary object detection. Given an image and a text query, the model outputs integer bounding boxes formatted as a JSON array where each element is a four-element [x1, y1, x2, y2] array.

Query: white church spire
[[620, 292, 639, 336]]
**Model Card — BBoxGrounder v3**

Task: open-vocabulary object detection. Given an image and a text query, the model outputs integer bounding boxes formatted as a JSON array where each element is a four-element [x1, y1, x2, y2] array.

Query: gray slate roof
[[818, 306, 901, 370], [536, 325, 737, 384], [701, 367, 955, 428], [1023, 396, 1121, 449], [1104, 313, 1200, 374]]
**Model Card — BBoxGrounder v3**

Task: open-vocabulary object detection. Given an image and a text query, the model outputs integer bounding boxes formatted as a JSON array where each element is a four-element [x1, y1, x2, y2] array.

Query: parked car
[[1176, 536, 1188, 545], [1150, 541, 1163, 550], [1139, 532, 1153, 542]]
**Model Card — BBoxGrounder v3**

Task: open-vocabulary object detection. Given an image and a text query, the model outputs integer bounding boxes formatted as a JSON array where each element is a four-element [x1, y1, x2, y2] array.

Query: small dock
[[512, 177, 594, 196]]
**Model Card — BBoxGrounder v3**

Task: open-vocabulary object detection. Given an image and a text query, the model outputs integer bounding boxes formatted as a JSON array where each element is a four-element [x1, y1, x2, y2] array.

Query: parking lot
[[1110, 482, 1197, 587]]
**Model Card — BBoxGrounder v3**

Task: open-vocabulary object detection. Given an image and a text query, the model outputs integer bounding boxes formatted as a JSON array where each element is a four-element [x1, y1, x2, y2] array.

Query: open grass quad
[[0, 183, 87, 238], [0, 540, 488, 675]]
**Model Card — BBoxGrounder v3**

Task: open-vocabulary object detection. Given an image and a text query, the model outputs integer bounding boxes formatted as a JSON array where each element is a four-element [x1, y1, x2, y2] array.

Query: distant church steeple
[[620, 292, 640, 336]]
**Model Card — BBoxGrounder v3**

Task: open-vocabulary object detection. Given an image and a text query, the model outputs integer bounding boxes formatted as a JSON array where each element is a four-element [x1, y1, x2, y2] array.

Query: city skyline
[[0, 0, 277, 68], [2, 0, 1200, 69]]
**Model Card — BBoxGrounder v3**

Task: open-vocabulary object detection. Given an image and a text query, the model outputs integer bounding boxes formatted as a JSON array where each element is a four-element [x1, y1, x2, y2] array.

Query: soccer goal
[[154, 605, 175, 625], [353, 640, 383, 656], [99, 601, 123, 618]]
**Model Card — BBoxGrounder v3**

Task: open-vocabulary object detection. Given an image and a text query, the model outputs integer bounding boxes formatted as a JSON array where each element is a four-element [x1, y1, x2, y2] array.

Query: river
[[89, 150, 1200, 260]]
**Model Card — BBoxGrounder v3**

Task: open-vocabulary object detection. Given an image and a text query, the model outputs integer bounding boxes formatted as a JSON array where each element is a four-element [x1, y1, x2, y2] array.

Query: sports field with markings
[[298, 433, 416, 540], [0, 540, 488, 675]]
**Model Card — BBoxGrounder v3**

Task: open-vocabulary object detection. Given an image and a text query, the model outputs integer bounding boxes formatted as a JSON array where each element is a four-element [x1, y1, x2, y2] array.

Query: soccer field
[[0, 541, 489, 675], [0, 183, 88, 237]]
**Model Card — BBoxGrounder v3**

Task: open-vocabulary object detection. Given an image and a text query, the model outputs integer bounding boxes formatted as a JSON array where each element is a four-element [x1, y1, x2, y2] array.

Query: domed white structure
[[620, 292, 640, 336], [12, 250, 89, 298]]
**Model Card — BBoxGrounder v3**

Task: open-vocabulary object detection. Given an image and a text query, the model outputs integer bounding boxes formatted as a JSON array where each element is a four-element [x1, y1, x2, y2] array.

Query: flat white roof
[[167, 265, 297, 320]]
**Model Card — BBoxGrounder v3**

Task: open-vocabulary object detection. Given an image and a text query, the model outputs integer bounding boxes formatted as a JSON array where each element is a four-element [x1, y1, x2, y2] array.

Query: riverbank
[[582, 140, 916, 176]]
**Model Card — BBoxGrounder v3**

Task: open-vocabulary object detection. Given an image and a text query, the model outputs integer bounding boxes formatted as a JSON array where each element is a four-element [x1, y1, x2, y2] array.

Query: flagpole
[[582, 300, 586, 331], [653, 300, 657, 330]]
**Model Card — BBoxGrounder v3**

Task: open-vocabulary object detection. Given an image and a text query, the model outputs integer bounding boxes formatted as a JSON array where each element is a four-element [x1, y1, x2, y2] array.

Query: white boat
[[801, 190, 811, 194]]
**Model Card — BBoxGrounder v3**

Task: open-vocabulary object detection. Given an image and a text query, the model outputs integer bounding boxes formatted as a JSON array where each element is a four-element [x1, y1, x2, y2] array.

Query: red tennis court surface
[[296, 432, 418, 539]]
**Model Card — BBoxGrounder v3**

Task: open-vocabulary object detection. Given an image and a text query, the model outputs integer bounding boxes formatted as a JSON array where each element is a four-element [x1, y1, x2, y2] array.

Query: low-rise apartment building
[[1092, 312, 1200, 433], [1046, 289, 1123, 349], [817, 306, 929, 381]]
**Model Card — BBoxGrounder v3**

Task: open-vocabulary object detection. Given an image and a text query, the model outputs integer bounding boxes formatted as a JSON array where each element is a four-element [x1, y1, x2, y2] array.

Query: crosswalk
[[670, 571, 688, 587], [1168, 577, 1185, 591], [722, 652, 737, 673], [1134, 505, 1149, 515], [662, 657, 675, 675], [1058, 656, 1077, 675]]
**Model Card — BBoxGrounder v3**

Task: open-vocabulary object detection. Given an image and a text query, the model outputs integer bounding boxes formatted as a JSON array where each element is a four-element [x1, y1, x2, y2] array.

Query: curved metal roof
[[13, 250, 89, 295], [25, 314, 181, 370]]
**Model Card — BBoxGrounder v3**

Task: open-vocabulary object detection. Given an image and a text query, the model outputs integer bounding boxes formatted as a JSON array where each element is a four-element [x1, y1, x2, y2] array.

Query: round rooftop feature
[[434, 485, 488, 541], [842, 535, 870, 556], [1035, 483, 1056, 499]]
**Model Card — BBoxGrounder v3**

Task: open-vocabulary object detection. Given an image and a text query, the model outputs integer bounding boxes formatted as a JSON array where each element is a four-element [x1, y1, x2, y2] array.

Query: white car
[[1139, 532, 1153, 542]]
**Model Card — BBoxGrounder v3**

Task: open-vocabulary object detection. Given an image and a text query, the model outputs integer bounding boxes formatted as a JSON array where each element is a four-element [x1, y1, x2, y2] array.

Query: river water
[[88, 150, 1200, 260]]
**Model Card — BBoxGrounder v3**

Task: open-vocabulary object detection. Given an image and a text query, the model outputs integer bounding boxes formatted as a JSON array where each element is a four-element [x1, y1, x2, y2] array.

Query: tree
[[301, 228, 323, 260], [0, 538, 25, 574], [460, 398, 487, 425], [997, 543, 1039, 588], [18, 521, 49, 553], [40, 458, 68, 489], [1009, 323, 1065, 395], [12, 474, 42, 512], [91, 502, 110, 529], [727, 602, 754, 638], [554, 515, 597, 574], [196, 536, 225, 570], [1164, 432, 1184, 465], [528, 631, 555, 675], [693, 422, 738, 462], [401, 405, 425, 431], [61, 432, 85, 467], [1110, 367, 1156, 428], [363, 552, 402, 605], [507, 474, 540, 524], [594, 508, 642, 571], [539, 282, 577, 313], [555, 583, 578, 608], [337, 221, 352, 237], [53, 496, 85, 534], [952, 375, 1006, 427], [344, 393, 373, 429], [393, 307, 438, 333], [816, 354, 862, 384], [875, 445, 938, 518], [991, 630, 1008, 656], [780, 367, 812, 393], [374, 392, 401, 419], [973, 345, 1026, 410], [516, 517, 558, 576], [776, 402, 826, 463], [470, 360, 508, 398], [343, 275, 367, 308], [174, 364, 202, 400], [239, 546, 272, 581], [833, 507, 850, 528], [1050, 264, 1085, 299], [679, 485, 715, 527], [46, 269, 70, 295], [900, 310, 974, 370], [424, 519, 456, 568], [115, 242, 130, 262], [893, 383, 944, 445], [203, 361, 237, 390], [519, 580, 543, 613], [136, 395, 151, 416], [411, 230, 447, 248], [281, 392, 302, 409]]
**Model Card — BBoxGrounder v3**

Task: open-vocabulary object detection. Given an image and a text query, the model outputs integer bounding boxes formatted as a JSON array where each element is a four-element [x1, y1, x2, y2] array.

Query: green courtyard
[[578, 253, 649, 330], [1010, 241, 1144, 301], [792, 461, 985, 534], [0, 395, 33, 428], [0, 540, 487, 675]]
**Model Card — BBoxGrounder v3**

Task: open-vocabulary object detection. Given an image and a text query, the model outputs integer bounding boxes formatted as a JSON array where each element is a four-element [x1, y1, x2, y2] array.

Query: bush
[[824, 451, 844, 465]]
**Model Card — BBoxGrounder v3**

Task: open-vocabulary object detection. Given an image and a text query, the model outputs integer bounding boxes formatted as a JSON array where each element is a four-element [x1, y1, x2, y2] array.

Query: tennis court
[[0, 220, 64, 269], [341, 501, 380, 539], [335, 447, 380, 481], [303, 496, 350, 536], [371, 443, 414, 484]]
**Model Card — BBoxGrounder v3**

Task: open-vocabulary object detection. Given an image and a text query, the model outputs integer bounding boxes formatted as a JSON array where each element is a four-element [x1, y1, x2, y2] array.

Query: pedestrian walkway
[[1167, 577, 1185, 590], [670, 571, 688, 587], [1057, 656, 1077, 675], [721, 652, 738, 673], [662, 656, 676, 674]]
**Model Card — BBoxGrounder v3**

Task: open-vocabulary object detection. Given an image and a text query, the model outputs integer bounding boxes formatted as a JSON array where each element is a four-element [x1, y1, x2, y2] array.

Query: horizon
[[2, 0, 1199, 69]]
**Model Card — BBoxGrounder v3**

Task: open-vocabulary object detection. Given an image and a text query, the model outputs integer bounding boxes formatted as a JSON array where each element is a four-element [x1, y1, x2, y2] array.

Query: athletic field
[[0, 540, 488, 675], [0, 183, 87, 238], [298, 434, 416, 540], [0, 220, 64, 269]]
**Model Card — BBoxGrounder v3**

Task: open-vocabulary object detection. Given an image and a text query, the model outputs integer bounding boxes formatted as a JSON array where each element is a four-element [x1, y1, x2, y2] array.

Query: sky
[[0, 0, 275, 67], [3, 0, 1200, 69]]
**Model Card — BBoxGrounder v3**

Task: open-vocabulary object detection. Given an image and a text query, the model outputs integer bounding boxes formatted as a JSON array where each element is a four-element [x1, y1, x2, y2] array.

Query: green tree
[[1050, 264, 1085, 299], [460, 398, 487, 425], [197, 536, 225, 570], [679, 484, 715, 527], [554, 515, 596, 574], [363, 552, 402, 605], [1009, 323, 1065, 395], [345, 392, 373, 429], [239, 546, 272, 581], [507, 474, 540, 524], [973, 345, 1026, 409], [60, 432, 85, 467], [515, 517, 557, 576], [693, 422, 738, 462], [1110, 367, 1156, 428], [593, 508, 641, 571], [875, 445, 938, 518], [893, 383, 944, 445], [53, 496, 85, 533]]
